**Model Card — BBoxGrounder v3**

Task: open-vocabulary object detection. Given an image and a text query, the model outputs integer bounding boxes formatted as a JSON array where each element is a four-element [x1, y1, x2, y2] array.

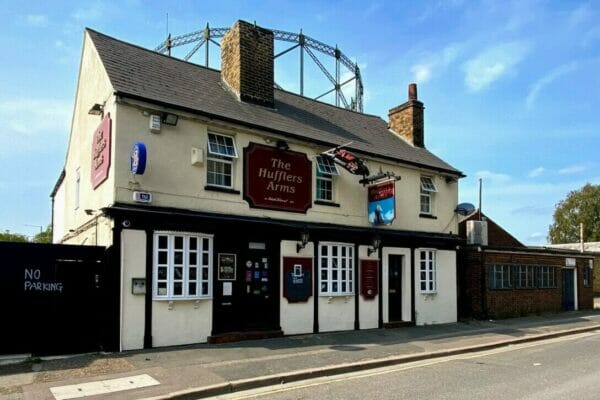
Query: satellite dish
[[455, 202, 476, 215]]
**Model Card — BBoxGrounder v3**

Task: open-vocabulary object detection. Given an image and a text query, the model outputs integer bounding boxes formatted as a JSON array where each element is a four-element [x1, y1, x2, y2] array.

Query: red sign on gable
[[244, 143, 312, 213], [91, 114, 112, 189]]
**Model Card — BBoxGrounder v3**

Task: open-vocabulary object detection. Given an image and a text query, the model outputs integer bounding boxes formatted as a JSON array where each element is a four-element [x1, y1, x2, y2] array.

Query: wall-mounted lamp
[[88, 103, 104, 116], [276, 139, 289, 151], [367, 235, 381, 257], [162, 113, 179, 126], [296, 230, 310, 253]]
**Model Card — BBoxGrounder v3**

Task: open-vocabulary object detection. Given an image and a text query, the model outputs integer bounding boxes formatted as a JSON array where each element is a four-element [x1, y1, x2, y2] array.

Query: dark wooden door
[[388, 255, 403, 322], [240, 245, 278, 331], [562, 269, 575, 311]]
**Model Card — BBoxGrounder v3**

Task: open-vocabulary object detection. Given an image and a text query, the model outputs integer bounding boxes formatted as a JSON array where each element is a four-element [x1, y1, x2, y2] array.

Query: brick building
[[458, 212, 594, 319]]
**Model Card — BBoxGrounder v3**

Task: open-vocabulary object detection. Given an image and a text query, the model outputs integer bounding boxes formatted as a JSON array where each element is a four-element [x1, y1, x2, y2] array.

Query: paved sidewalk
[[2, 310, 600, 400]]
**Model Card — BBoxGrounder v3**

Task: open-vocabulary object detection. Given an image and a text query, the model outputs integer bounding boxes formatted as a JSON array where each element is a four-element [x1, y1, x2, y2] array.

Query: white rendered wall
[[318, 241, 355, 332], [114, 100, 459, 236], [382, 247, 412, 324], [414, 249, 457, 325], [151, 299, 212, 347], [318, 295, 354, 332], [52, 182, 65, 243], [120, 229, 146, 350], [280, 240, 314, 335], [358, 245, 379, 330]]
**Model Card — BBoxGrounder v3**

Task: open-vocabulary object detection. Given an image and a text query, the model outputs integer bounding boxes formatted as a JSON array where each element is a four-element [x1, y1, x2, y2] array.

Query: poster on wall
[[282, 257, 313, 303], [218, 254, 236, 280], [368, 180, 395, 225]]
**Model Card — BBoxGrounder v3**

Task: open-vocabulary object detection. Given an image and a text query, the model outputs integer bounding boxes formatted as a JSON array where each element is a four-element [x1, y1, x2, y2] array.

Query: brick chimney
[[221, 20, 274, 107], [388, 83, 424, 147]]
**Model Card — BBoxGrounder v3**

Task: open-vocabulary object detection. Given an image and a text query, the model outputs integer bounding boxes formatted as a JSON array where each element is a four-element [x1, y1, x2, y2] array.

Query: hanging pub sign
[[368, 180, 395, 225], [360, 260, 379, 300], [322, 144, 369, 176], [91, 113, 112, 189], [244, 143, 312, 213], [130, 142, 147, 175], [283, 257, 313, 303]]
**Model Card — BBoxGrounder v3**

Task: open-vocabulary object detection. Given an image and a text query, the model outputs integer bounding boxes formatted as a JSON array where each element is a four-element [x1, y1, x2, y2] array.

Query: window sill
[[314, 200, 340, 207], [319, 293, 354, 297], [419, 213, 438, 219], [153, 296, 213, 301], [420, 291, 437, 295], [204, 185, 240, 195]]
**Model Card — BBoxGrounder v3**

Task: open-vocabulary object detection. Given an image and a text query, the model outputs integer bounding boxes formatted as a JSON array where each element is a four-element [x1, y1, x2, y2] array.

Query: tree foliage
[[0, 231, 29, 242], [548, 184, 600, 244], [33, 225, 53, 243]]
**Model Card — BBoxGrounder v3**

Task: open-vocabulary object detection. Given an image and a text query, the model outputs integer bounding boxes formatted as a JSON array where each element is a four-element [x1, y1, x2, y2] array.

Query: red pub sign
[[244, 143, 312, 213], [91, 113, 112, 189]]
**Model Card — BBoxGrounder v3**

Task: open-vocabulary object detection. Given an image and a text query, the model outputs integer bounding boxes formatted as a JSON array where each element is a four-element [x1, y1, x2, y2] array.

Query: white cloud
[[475, 170, 511, 183], [410, 44, 461, 84], [463, 41, 530, 91], [0, 98, 71, 157], [527, 167, 545, 178], [526, 62, 578, 108], [527, 232, 546, 244], [558, 165, 586, 175], [568, 3, 593, 28], [72, 3, 106, 21], [26, 14, 48, 27]]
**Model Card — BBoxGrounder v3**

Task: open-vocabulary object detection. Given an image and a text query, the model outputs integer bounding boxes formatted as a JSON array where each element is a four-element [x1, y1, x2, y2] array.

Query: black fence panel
[[0, 242, 119, 356]]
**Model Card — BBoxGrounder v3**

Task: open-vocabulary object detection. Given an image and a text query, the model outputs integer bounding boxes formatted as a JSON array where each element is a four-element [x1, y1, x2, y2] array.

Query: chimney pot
[[408, 83, 418, 100]]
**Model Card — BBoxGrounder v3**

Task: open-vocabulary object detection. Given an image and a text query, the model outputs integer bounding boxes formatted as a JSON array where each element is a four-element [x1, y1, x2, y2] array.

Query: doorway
[[213, 240, 279, 334], [562, 268, 575, 311], [388, 255, 403, 322]]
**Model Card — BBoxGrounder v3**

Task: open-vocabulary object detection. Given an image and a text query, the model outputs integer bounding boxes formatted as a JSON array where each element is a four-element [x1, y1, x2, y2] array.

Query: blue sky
[[1, 1, 599, 244]]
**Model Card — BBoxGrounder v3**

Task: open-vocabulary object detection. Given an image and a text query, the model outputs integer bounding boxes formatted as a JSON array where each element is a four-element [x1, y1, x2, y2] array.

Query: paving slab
[[1, 310, 599, 400]]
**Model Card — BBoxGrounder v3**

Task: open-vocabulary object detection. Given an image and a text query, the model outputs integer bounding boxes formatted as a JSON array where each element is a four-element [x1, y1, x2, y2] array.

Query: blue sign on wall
[[130, 142, 147, 175], [368, 180, 395, 225]]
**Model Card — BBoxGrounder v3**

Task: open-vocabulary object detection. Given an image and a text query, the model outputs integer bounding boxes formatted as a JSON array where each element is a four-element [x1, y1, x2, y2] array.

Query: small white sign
[[223, 282, 232, 296], [566, 258, 576, 267], [133, 191, 152, 203]]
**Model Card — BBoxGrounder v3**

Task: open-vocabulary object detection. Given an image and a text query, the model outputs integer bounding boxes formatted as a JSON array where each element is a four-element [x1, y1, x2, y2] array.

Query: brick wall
[[458, 212, 523, 247], [221, 20, 274, 107], [388, 84, 424, 148], [459, 249, 594, 319]]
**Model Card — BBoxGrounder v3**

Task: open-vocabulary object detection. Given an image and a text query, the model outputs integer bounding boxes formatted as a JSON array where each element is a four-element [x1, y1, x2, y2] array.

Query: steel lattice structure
[[155, 24, 364, 112]]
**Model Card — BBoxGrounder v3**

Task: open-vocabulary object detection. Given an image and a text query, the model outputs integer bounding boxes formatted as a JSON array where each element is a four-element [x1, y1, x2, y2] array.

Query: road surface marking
[[211, 330, 599, 399], [50, 374, 159, 399]]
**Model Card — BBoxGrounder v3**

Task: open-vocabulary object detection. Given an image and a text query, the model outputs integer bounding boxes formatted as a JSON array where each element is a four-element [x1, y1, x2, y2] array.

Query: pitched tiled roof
[[87, 29, 462, 176]]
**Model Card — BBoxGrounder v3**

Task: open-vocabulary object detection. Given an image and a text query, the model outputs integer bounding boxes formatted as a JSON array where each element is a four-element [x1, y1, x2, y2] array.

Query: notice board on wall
[[282, 257, 313, 303], [360, 260, 379, 300]]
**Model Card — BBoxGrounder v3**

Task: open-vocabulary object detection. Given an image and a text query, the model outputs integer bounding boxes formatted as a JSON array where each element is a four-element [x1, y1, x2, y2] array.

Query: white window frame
[[315, 156, 337, 202], [420, 176, 437, 215], [419, 249, 437, 293], [206, 132, 238, 189], [153, 231, 213, 300], [318, 242, 355, 296]]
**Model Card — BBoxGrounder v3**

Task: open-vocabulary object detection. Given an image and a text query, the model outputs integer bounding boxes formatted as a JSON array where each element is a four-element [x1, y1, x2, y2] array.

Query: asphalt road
[[210, 330, 600, 400]]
